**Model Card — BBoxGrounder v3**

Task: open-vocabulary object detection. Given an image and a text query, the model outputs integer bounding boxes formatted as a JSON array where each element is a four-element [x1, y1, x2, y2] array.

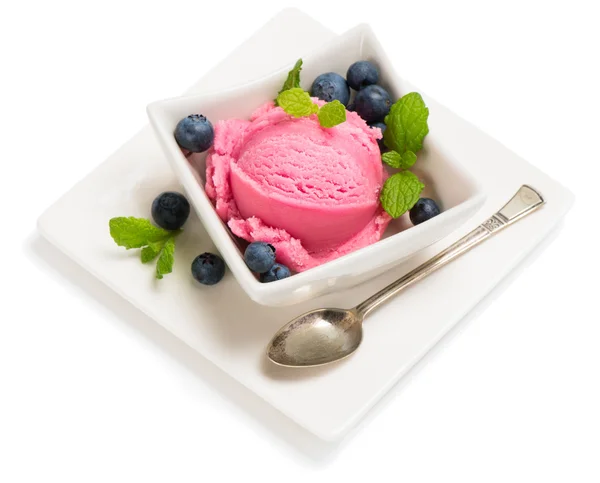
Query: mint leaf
[[141, 240, 165, 263], [381, 151, 402, 168], [400, 151, 417, 169], [380, 171, 424, 218], [109, 216, 182, 280], [382, 150, 417, 169], [317, 100, 346, 128], [156, 236, 176, 279], [383, 92, 429, 155], [276, 59, 303, 105], [109, 217, 174, 249], [276, 88, 318, 117]]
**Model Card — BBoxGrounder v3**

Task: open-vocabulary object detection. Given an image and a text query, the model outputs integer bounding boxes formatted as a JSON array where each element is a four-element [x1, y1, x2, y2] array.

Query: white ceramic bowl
[[147, 24, 486, 306]]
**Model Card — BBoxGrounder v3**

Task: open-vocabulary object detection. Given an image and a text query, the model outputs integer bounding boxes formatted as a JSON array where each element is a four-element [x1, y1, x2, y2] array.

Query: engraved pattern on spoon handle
[[355, 185, 545, 318]]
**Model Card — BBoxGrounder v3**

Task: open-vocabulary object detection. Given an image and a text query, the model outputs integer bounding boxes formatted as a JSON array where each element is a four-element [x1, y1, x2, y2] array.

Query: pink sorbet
[[205, 100, 391, 272]]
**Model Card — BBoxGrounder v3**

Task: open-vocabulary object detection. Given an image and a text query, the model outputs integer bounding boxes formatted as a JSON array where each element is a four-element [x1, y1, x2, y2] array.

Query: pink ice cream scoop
[[205, 100, 391, 272]]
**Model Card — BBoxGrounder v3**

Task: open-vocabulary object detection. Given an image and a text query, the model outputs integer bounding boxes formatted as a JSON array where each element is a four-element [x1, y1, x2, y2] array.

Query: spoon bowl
[[267, 308, 364, 367]]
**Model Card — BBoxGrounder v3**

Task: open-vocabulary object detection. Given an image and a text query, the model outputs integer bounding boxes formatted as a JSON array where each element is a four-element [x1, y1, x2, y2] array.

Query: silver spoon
[[267, 185, 545, 368]]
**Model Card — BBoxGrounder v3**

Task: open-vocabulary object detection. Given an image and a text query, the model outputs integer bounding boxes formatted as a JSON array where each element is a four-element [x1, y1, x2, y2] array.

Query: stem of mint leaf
[[141, 240, 166, 263]]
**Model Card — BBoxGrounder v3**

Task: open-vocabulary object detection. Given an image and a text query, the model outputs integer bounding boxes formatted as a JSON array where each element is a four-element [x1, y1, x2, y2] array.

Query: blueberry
[[347, 102, 356, 112], [260, 263, 291, 283], [346, 61, 379, 90], [244, 242, 276, 273], [310, 73, 350, 106], [151, 192, 190, 230], [191, 253, 226, 285], [354, 85, 392, 122], [410, 198, 441, 225], [368, 121, 387, 152], [174, 114, 214, 153]]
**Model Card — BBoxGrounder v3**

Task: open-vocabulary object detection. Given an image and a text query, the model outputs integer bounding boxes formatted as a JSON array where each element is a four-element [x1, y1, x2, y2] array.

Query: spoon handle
[[355, 185, 545, 318]]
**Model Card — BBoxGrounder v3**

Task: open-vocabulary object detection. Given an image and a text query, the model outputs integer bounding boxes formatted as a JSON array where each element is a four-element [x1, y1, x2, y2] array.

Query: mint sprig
[[276, 87, 346, 128], [109, 217, 180, 279], [274, 60, 346, 128], [379, 93, 429, 218], [380, 171, 425, 218]]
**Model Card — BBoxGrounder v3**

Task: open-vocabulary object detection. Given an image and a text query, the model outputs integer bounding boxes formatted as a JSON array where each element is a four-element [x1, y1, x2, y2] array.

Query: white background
[[1, 0, 599, 481]]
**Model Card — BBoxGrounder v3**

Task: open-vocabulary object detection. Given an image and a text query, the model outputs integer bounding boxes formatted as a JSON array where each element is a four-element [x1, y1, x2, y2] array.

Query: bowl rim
[[147, 23, 486, 304]]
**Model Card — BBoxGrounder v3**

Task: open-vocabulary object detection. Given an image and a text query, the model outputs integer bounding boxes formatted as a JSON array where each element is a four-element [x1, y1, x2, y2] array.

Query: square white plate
[[37, 8, 574, 441], [147, 23, 485, 306]]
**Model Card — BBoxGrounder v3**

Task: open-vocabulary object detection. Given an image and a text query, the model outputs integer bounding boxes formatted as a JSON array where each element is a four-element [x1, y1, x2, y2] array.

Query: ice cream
[[205, 100, 391, 272]]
